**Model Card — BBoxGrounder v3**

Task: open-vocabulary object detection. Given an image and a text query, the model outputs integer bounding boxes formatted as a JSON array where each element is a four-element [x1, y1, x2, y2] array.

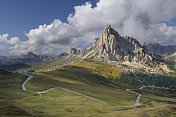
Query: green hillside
[[0, 69, 34, 117], [0, 59, 176, 117]]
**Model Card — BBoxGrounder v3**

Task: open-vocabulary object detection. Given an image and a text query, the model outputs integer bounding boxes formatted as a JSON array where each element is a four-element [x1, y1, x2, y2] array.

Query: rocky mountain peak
[[102, 24, 119, 41], [88, 24, 159, 66], [103, 24, 111, 33], [27, 52, 36, 55], [25, 52, 38, 58]]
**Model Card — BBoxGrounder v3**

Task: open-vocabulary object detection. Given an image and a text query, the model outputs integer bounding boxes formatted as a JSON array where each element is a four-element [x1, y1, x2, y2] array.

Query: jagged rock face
[[90, 24, 158, 65], [57, 52, 68, 58], [80, 48, 87, 56], [93, 38, 99, 47], [69, 48, 87, 56], [69, 48, 80, 55]]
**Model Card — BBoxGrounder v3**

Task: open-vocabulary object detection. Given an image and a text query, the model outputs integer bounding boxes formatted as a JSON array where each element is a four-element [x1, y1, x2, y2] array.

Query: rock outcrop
[[69, 48, 87, 56], [69, 48, 80, 55], [89, 24, 159, 66], [80, 48, 87, 56], [57, 52, 68, 58]]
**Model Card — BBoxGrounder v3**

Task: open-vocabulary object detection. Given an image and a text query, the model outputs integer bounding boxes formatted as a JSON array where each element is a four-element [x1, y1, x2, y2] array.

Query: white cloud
[[1, 0, 176, 56]]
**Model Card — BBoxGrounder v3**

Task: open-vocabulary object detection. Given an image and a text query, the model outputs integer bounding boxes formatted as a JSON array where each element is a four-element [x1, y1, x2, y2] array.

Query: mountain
[[0, 52, 54, 65], [22, 52, 38, 58], [146, 43, 176, 56], [69, 48, 87, 56], [87, 24, 159, 66], [69, 48, 81, 55], [57, 52, 69, 59], [22, 52, 53, 61]]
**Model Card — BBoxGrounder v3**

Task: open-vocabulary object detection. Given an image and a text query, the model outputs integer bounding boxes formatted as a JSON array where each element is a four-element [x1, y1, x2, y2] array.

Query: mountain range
[[146, 43, 176, 56], [68, 24, 164, 68], [0, 24, 176, 70], [0, 52, 53, 65], [0, 24, 176, 117], [22, 52, 53, 61]]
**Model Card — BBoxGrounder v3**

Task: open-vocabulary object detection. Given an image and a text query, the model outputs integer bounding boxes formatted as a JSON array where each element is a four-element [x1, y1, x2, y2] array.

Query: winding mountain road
[[125, 89, 141, 107], [22, 74, 142, 107], [22, 75, 33, 91], [22, 50, 142, 107]]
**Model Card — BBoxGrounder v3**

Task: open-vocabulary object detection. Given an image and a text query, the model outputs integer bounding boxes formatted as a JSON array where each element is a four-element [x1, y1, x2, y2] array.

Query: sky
[[0, 0, 176, 56], [0, 0, 98, 41]]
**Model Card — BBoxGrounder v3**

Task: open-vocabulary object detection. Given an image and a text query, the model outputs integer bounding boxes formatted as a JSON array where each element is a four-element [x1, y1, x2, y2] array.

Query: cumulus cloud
[[1, 0, 176, 56]]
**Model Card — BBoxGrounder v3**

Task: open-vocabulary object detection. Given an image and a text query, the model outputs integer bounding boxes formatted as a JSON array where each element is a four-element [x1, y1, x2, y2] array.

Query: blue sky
[[0, 0, 98, 41]]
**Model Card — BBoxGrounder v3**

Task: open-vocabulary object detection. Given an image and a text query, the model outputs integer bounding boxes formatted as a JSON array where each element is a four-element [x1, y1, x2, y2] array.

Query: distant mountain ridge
[[22, 52, 39, 58], [146, 43, 176, 56], [0, 52, 54, 65], [22, 52, 53, 61]]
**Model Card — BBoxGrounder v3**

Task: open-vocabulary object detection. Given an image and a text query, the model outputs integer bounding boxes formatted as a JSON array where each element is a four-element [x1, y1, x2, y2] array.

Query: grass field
[[0, 69, 34, 117], [0, 59, 176, 117]]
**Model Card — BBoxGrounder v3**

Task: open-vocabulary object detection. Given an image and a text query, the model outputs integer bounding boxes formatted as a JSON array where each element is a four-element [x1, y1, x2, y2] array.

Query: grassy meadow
[[0, 59, 176, 116]]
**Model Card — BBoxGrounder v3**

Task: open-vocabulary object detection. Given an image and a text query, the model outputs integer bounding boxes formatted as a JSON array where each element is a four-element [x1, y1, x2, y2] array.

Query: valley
[[0, 57, 176, 117]]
